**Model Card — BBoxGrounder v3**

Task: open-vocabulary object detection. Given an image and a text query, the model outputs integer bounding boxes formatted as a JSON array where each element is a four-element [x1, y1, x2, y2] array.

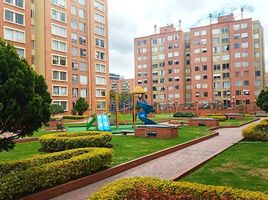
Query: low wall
[[189, 118, 219, 127], [135, 126, 178, 139]]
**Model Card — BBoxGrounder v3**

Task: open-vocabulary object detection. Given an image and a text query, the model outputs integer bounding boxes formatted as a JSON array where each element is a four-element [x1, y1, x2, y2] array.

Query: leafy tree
[[74, 97, 89, 115], [50, 104, 64, 116], [256, 89, 268, 112], [0, 40, 51, 151]]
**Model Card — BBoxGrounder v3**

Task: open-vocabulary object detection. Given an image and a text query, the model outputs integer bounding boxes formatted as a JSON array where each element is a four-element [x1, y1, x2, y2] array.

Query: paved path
[[52, 119, 261, 200]]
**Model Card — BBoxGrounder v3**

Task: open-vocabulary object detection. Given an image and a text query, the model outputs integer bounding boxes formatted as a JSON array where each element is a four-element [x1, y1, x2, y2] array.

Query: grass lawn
[[219, 117, 256, 126], [181, 142, 268, 193], [0, 127, 209, 166]]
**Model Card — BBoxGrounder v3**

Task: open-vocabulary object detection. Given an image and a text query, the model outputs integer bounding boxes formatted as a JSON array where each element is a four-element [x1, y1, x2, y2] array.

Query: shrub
[[173, 112, 197, 118], [0, 148, 112, 200], [206, 114, 226, 121], [260, 119, 268, 124], [71, 108, 78, 115], [90, 177, 268, 200], [62, 115, 86, 120], [243, 123, 268, 141], [40, 131, 112, 152], [50, 104, 64, 117], [74, 97, 89, 115]]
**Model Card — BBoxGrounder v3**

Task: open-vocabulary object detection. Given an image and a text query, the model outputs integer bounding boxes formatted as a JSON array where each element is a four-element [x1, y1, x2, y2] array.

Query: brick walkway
[[52, 119, 261, 200]]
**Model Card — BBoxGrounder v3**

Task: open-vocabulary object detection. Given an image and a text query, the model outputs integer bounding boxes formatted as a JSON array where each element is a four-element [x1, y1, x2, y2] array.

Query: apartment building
[[0, 0, 109, 113], [134, 13, 265, 109], [109, 74, 135, 93]]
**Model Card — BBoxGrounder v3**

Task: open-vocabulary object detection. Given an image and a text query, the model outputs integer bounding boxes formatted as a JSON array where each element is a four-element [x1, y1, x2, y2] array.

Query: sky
[[108, 0, 268, 79]]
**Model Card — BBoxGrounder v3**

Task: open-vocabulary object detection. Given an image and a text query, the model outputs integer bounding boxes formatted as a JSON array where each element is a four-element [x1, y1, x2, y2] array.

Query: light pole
[[168, 98, 171, 117]]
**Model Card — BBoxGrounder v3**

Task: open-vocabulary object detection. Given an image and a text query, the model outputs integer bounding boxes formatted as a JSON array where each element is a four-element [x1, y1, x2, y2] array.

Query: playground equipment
[[137, 100, 157, 125], [66, 114, 111, 132]]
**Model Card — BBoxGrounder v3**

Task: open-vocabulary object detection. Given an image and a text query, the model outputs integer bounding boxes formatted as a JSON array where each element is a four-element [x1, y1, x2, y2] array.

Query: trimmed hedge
[[243, 123, 268, 141], [206, 114, 226, 121], [90, 177, 268, 200], [173, 112, 197, 118], [62, 115, 87, 120], [40, 131, 112, 152], [0, 148, 112, 200]]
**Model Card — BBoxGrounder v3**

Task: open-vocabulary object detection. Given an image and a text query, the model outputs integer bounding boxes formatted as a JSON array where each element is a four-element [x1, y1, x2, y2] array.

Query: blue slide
[[97, 114, 111, 131], [137, 101, 157, 125]]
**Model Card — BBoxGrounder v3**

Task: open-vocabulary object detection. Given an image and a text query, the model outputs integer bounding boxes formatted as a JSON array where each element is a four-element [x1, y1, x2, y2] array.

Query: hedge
[[39, 131, 112, 152], [90, 177, 268, 200], [243, 123, 268, 141], [0, 148, 112, 200], [62, 115, 88, 120], [206, 114, 226, 121], [173, 112, 197, 118]]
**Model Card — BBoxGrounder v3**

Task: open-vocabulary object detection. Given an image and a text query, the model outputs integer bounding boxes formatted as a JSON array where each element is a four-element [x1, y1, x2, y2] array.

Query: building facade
[[0, 0, 109, 113], [134, 13, 265, 110], [109, 74, 135, 93]]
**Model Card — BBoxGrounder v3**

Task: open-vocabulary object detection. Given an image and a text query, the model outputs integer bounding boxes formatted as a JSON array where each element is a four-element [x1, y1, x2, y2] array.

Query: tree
[[74, 97, 89, 115], [256, 89, 268, 112], [0, 40, 51, 151], [50, 104, 64, 116]]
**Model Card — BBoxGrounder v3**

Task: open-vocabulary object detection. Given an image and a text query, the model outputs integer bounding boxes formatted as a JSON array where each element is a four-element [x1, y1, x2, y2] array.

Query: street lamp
[[168, 98, 171, 117]]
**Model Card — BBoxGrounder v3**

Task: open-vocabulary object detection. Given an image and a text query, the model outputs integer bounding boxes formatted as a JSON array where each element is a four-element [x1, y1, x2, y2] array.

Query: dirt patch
[[247, 168, 268, 180], [212, 162, 249, 172]]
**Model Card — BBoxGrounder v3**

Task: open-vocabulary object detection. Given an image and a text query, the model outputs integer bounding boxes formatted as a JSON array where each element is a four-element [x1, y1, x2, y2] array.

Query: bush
[[74, 97, 89, 115], [243, 123, 268, 141], [39, 131, 112, 152], [90, 177, 268, 200], [0, 148, 112, 200], [173, 112, 197, 118], [50, 104, 64, 116], [260, 119, 268, 124], [62, 115, 86, 120], [71, 108, 78, 115], [206, 114, 226, 121]]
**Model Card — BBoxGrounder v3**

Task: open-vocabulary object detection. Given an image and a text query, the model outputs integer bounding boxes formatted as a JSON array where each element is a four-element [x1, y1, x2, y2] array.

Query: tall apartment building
[[109, 76, 135, 93], [0, 0, 109, 113], [134, 13, 265, 109]]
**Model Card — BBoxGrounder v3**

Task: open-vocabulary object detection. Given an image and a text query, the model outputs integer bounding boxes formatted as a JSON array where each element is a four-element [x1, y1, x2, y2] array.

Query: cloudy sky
[[108, 0, 268, 78]]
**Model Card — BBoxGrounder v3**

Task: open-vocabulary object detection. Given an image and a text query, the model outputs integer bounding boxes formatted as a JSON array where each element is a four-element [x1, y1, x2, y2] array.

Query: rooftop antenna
[[241, 7, 244, 19], [209, 13, 213, 24], [179, 19, 182, 30], [154, 24, 157, 34]]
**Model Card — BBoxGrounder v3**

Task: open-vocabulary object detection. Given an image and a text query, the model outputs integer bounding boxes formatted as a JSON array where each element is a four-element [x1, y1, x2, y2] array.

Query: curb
[[21, 132, 218, 200]]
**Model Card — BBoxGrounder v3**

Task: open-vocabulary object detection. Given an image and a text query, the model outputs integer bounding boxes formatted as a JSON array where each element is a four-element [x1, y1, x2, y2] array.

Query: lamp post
[[168, 98, 171, 117]]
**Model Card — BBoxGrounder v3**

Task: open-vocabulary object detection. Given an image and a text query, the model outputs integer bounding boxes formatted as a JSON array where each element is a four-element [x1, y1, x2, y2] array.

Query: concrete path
[[52, 119, 261, 200]]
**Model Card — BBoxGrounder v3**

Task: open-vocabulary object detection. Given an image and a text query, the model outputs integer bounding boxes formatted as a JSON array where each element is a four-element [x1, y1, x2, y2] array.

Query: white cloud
[[108, 0, 268, 78]]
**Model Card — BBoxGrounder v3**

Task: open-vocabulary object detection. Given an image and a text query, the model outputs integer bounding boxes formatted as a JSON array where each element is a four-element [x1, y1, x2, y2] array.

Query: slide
[[86, 117, 97, 130], [137, 101, 157, 125], [97, 114, 111, 131]]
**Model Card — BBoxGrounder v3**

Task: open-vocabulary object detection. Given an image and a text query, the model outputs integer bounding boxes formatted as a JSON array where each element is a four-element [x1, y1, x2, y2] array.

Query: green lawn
[[219, 117, 256, 126], [181, 142, 268, 193], [0, 127, 209, 166]]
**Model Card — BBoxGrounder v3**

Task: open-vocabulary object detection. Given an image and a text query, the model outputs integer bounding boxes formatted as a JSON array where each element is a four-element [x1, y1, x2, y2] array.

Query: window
[[253, 34, 259, 39], [52, 55, 66, 66], [94, 0, 105, 11], [223, 73, 230, 79], [80, 49, 87, 57], [94, 13, 105, 24], [96, 51, 105, 60], [4, 27, 25, 43], [255, 71, 261, 77], [234, 34, 240, 40], [71, 5, 76, 15], [242, 52, 248, 57], [71, 19, 77, 29], [51, 24, 67, 37], [5, 9, 24, 25], [78, 0, 86, 5], [97, 101, 106, 110], [79, 22, 86, 32], [195, 75, 201, 80], [95, 38, 105, 48], [236, 90, 242, 95], [78, 9, 85, 18], [53, 86, 67, 96], [241, 32, 248, 38], [241, 23, 248, 29], [233, 24, 240, 30], [51, 0, 66, 8], [200, 39, 206, 45], [213, 64, 220, 71], [16, 47, 25, 58], [72, 74, 79, 83], [235, 62, 241, 67], [52, 101, 67, 111], [71, 33, 78, 42], [72, 88, 78, 97], [195, 66, 200, 71], [201, 30, 206, 35], [96, 76, 106, 84], [242, 61, 249, 67], [5, 0, 24, 8], [194, 31, 199, 36], [80, 62, 87, 71], [222, 63, 229, 70], [235, 52, 240, 58], [53, 70, 67, 81], [80, 75, 88, 84], [221, 27, 228, 34], [51, 9, 66, 23], [95, 25, 105, 36], [222, 55, 230, 61], [213, 37, 220, 43], [52, 40, 66, 52], [234, 43, 240, 49], [221, 37, 229, 43], [72, 62, 79, 70], [80, 89, 87, 98], [96, 89, 106, 97], [244, 80, 249, 86], [72, 47, 78, 56], [202, 65, 207, 70]]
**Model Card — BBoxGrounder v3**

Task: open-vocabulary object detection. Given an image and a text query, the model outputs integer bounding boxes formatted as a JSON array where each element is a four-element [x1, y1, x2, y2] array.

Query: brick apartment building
[[109, 73, 135, 93], [0, 0, 109, 113], [134, 13, 265, 110]]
